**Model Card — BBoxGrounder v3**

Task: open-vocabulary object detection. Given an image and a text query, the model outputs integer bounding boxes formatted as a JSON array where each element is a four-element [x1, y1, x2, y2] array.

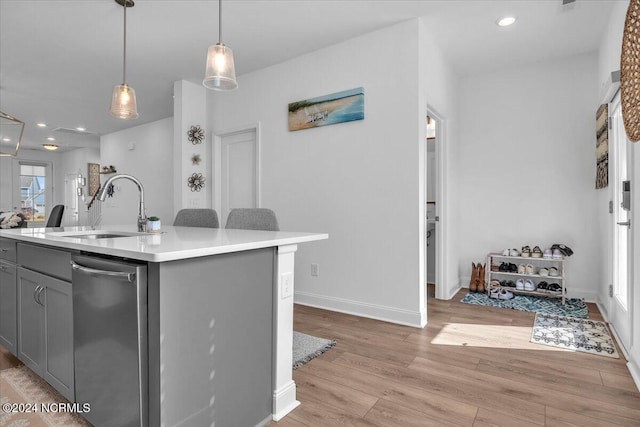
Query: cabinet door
[[42, 276, 74, 401], [0, 260, 17, 354], [17, 268, 44, 375]]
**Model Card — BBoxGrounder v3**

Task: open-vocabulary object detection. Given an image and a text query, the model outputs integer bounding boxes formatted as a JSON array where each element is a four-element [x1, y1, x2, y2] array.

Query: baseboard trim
[[608, 322, 631, 361], [446, 285, 461, 300], [272, 380, 300, 421], [627, 354, 640, 392], [596, 297, 610, 321], [295, 291, 424, 328]]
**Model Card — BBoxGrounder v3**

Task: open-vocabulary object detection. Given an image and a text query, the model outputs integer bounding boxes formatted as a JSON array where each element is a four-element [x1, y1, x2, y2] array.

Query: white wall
[[457, 52, 600, 301], [210, 19, 426, 326], [100, 117, 174, 226], [173, 80, 211, 216], [597, 0, 640, 389], [421, 20, 461, 299]]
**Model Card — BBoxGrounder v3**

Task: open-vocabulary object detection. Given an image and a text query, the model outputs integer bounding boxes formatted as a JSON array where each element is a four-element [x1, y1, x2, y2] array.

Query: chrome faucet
[[96, 174, 147, 232]]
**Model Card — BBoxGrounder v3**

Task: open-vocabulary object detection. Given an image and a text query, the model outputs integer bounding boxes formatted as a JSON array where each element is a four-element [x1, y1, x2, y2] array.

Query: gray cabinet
[[17, 267, 74, 401], [0, 260, 17, 354]]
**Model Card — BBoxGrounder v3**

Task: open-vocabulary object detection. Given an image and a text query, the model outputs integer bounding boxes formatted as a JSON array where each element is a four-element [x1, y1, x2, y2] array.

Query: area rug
[[0, 365, 90, 426], [461, 292, 588, 318], [293, 331, 336, 369], [531, 313, 619, 358]]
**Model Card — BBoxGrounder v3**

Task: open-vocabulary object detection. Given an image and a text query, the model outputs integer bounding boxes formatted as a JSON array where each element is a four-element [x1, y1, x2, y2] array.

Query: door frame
[[12, 159, 53, 227], [425, 106, 448, 301], [608, 92, 634, 355], [213, 122, 262, 227]]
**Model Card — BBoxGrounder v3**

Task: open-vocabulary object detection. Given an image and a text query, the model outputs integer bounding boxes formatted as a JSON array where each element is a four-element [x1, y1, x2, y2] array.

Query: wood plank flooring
[[2, 288, 638, 426], [272, 289, 640, 426]]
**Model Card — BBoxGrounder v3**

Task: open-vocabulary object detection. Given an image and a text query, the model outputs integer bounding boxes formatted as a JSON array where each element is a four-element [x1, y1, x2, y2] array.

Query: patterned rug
[[293, 331, 336, 369], [460, 292, 588, 318], [531, 313, 619, 358], [0, 365, 90, 426]]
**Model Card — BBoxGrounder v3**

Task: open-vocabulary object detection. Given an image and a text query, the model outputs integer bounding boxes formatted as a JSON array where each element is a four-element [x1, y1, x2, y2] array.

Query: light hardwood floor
[[272, 289, 640, 426], [2, 289, 638, 426]]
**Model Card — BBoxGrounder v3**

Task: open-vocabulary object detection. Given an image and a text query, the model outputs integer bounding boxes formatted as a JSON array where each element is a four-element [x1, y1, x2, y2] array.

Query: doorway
[[609, 92, 633, 354], [63, 173, 79, 226], [424, 107, 447, 302], [214, 123, 261, 227]]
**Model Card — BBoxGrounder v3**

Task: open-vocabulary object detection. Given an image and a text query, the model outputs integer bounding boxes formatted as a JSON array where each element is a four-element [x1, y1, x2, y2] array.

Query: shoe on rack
[[552, 249, 563, 259], [548, 283, 562, 292], [551, 244, 573, 257], [548, 267, 559, 277], [499, 289, 514, 300], [538, 281, 549, 290], [504, 280, 516, 288], [539, 267, 549, 277], [525, 264, 535, 275], [499, 262, 509, 272], [524, 279, 536, 291], [516, 279, 525, 290], [508, 263, 518, 272], [502, 248, 511, 256], [509, 248, 520, 257], [521, 246, 531, 257], [531, 246, 543, 258], [517, 264, 526, 274], [543, 248, 553, 259]]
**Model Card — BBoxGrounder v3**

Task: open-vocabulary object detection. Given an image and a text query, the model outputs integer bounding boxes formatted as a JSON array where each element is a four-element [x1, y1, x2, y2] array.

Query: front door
[[610, 92, 633, 352]]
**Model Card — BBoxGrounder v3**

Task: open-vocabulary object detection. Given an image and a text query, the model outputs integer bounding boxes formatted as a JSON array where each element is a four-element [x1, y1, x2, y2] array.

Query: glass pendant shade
[[203, 43, 238, 91], [110, 84, 139, 119]]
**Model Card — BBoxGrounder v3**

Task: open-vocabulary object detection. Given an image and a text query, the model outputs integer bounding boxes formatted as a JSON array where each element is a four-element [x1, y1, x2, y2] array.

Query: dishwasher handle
[[71, 260, 136, 282]]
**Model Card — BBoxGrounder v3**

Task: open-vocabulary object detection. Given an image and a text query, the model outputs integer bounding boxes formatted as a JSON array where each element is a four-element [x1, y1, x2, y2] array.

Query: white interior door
[[220, 127, 259, 227], [63, 173, 79, 226], [610, 92, 633, 353]]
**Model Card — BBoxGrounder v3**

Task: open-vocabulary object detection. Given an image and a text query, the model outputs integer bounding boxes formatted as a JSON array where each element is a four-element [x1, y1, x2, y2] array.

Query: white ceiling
[[0, 0, 619, 153]]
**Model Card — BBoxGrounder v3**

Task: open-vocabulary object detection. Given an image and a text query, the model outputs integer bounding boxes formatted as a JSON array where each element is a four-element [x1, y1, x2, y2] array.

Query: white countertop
[[0, 225, 328, 262]]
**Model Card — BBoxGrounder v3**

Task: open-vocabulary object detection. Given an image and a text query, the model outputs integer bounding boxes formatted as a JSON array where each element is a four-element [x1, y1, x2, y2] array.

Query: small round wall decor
[[187, 173, 205, 192], [187, 125, 205, 144]]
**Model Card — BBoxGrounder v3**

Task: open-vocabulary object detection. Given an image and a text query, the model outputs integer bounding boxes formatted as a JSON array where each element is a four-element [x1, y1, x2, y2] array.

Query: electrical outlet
[[281, 273, 293, 299], [311, 263, 319, 277]]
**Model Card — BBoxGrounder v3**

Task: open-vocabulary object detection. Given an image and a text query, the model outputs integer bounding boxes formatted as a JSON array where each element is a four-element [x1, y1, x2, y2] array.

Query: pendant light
[[110, 0, 139, 119], [203, 0, 238, 91]]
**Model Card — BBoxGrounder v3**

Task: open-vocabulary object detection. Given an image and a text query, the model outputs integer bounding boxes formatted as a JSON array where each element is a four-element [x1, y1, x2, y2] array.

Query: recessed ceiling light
[[47, 137, 56, 141], [76, 127, 86, 132], [37, 123, 47, 127], [496, 16, 516, 27], [2, 138, 11, 142], [42, 144, 59, 151]]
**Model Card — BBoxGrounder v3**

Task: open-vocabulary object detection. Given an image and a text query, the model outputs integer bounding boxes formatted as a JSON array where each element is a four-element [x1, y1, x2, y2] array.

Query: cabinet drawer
[[0, 238, 17, 262], [17, 243, 71, 282]]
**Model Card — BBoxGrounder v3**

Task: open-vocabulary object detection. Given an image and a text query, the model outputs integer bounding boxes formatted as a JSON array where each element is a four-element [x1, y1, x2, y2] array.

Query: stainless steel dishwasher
[[71, 254, 148, 427]]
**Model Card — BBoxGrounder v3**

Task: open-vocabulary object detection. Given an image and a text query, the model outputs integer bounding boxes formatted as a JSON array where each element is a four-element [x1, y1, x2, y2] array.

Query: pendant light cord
[[218, 0, 222, 43], [122, 0, 127, 85]]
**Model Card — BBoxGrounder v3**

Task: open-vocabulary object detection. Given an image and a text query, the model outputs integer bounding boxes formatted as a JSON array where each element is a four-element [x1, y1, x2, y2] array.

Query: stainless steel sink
[[72, 233, 137, 239], [49, 231, 147, 239]]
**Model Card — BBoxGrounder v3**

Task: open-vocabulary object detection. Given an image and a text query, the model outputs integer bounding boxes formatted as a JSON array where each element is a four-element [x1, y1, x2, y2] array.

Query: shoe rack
[[486, 253, 566, 305]]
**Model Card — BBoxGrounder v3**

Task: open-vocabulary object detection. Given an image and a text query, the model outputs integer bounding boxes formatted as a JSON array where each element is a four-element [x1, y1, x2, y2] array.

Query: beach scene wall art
[[288, 87, 364, 131]]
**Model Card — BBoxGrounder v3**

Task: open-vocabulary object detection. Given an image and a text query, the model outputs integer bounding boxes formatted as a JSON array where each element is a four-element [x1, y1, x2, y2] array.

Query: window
[[19, 163, 47, 222]]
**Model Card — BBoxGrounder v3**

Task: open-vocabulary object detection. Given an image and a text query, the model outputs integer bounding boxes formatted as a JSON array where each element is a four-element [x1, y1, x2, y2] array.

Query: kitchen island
[[0, 225, 327, 427]]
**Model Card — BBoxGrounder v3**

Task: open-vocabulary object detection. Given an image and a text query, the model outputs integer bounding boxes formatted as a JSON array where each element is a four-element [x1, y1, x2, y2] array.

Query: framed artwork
[[288, 87, 364, 131], [595, 104, 608, 189], [88, 163, 100, 196]]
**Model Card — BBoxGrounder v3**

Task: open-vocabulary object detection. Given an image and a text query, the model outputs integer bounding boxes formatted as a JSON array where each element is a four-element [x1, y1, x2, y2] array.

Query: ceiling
[[0, 0, 620, 153]]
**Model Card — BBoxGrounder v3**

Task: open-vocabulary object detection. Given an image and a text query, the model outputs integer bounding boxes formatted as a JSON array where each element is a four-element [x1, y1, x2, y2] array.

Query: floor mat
[[531, 312, 619, 358], [461, 292, 588, 318]]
